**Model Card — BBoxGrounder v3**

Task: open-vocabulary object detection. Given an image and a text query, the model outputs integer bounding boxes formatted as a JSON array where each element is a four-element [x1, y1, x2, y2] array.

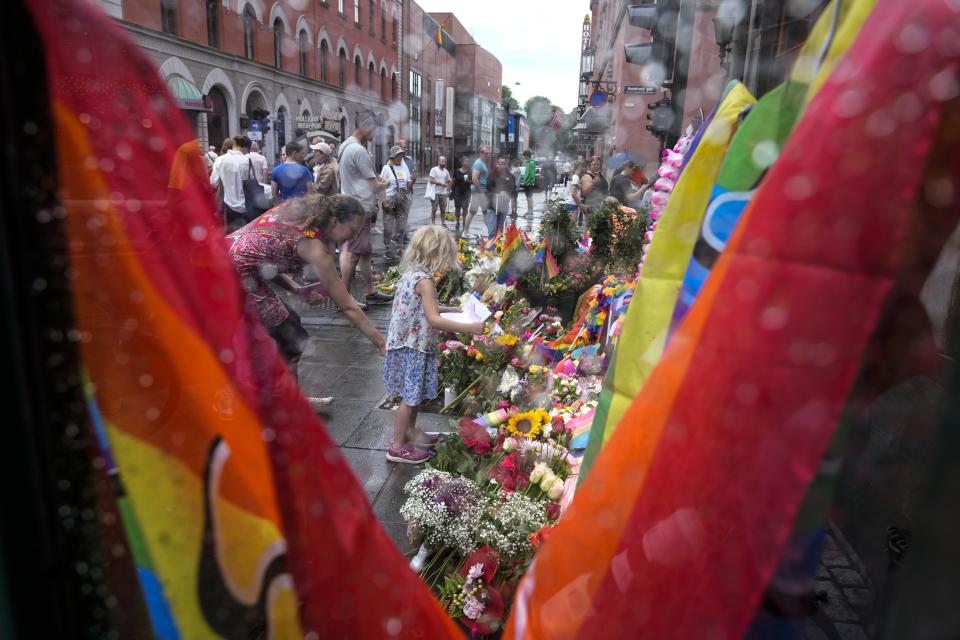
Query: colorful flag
[[26, 0, 461, 637], [506, 0, 960, 635], [582, 81, 756, 477], [544, 234, 560, 279], [548, 108, 565, 130], [435, 22, 443, 49]]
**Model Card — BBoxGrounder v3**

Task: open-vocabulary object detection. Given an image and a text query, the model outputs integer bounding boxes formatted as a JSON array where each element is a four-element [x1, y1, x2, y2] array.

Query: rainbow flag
[[435, 22, 443, 49], [581, 81, 756, 476], [544, 234, 560, 279], [26, 0, 460, 637], [496, 223, 524, 283], [505, 0, 960, 634]]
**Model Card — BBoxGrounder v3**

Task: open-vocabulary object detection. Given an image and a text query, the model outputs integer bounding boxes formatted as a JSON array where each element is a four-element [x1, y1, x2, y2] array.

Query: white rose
[[547, 478, 564, 500]]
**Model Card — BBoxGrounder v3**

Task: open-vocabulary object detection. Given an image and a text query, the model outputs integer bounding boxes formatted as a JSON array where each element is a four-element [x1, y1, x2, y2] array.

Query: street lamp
[[713, 7, 737, 65]]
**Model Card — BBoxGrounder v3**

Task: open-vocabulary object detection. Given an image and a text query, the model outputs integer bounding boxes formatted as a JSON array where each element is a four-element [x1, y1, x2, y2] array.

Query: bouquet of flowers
[[438, 547, 506, 637], [400, 469, 487, 556]]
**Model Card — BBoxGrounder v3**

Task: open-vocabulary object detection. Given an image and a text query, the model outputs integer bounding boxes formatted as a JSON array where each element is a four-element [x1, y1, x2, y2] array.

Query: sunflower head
[[505, 409, 551, 440]]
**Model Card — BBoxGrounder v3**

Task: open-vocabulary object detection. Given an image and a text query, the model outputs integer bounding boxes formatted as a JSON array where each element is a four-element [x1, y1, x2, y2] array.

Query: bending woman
[[227, 193, 386, 410]]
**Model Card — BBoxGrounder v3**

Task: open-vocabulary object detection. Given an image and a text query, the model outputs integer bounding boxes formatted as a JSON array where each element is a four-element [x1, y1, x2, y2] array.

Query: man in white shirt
[[210, 135, 253, 231], [248, 141, 268, 184], [425, 156, 452, 227]]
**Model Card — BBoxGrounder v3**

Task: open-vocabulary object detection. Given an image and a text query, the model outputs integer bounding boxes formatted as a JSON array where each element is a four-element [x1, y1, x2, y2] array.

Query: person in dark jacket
[[486, 155, 517, 237], [451, 156, 473, 236]]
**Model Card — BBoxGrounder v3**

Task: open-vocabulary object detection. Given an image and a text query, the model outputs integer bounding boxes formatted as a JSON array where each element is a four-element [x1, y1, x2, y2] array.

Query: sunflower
[[505, 409, 550, 440]]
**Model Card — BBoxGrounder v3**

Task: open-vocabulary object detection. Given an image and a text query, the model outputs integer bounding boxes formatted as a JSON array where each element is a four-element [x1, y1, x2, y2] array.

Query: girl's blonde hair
[[401, 225, 458, 275]]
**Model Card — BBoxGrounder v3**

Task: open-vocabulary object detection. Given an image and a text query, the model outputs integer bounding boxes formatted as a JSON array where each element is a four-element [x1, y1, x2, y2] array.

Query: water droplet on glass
[[751, 139, 779, 170], [190, 225, 208, 241], [896, 22, 930, 54]]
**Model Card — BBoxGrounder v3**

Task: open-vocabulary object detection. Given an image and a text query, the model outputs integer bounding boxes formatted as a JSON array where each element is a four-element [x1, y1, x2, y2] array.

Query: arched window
[[320, 40, 329, 83], [273, 19, 283, 68], [338, 49, 346, 88], [391, 72, 398, 101], [243, 7, 256, 60], [206, 0, 219, 47], [380, 68, 386, 100], [161, 0, 178, 35], [368, 62, 375, 93], [354, 56, 361, 88], [299, 31, 309, 76]]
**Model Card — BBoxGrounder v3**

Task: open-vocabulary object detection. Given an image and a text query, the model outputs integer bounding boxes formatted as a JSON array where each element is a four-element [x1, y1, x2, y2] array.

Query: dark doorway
[[206, 86, 228, 150]]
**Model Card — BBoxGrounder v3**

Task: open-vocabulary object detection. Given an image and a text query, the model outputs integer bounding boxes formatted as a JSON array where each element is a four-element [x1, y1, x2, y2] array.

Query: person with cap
[[310, 138, 338, 197], [380, 145, 412, 260], [338, 110, 392, 307]]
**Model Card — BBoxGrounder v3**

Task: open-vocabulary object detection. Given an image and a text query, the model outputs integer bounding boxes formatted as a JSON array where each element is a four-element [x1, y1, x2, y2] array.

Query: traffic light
[[261, 116, 271, 135], [627, 4, 657, 29], [645, 98, 673, 136]]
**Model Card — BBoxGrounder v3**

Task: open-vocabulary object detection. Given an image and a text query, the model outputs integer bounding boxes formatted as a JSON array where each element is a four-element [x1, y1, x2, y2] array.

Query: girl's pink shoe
[[386, 443, 432, 464]]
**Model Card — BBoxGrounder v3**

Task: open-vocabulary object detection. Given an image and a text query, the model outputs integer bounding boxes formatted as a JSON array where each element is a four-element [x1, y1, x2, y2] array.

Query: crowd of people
[[205, 110, 652, 460]]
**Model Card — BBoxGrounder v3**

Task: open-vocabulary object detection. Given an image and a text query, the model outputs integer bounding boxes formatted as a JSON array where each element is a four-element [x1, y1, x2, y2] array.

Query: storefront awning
[[166, 74, 208, 111]]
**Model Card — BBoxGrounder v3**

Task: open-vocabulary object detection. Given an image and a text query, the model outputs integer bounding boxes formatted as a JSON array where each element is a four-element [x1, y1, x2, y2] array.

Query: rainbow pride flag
[[544, 234, 560, 279], [27, 0, 460, 637], [506, 0, 960, 634], [581, 81, 756, 476]]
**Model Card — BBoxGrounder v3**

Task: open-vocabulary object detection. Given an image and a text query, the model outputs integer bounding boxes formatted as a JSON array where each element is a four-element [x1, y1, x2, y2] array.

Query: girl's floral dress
[[383, 268, 439, 406]]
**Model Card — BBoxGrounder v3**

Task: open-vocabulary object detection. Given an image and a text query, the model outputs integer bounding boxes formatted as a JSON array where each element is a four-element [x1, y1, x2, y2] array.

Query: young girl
[[383, 225, 485, 463]]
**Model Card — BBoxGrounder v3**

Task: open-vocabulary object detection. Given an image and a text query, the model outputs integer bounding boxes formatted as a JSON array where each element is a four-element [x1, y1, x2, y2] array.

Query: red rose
[[546, 502, 561, 520], [459, 421, 493, 455]]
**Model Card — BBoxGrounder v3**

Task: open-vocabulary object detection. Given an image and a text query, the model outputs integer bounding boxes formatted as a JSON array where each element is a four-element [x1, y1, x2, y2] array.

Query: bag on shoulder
[[387, 164, 411, 209], [242, 158, 270, 221]]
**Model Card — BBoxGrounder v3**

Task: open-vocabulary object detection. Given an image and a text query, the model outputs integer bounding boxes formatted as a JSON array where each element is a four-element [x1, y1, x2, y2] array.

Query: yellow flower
[[505, 409, 551, 440], [495, 334, 519, 347]]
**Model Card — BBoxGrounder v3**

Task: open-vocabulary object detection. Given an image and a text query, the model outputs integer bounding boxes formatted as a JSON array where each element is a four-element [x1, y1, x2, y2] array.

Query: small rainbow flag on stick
[[545, 234, 560, 279]]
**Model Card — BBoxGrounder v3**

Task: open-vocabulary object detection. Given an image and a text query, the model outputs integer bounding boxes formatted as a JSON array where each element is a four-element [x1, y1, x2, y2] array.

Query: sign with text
[[296, 108, 343, 137], [623, 85, 657, 95], [434, 79, 445, 137], [445, 86, 455, 138]]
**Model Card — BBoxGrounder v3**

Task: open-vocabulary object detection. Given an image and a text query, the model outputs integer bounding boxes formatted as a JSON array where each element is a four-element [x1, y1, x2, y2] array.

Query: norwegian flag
[[548, 108, 565, 129]]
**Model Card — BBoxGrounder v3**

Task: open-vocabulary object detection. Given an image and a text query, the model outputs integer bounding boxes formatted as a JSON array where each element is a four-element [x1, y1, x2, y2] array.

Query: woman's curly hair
[[276, 193, 365, 232]]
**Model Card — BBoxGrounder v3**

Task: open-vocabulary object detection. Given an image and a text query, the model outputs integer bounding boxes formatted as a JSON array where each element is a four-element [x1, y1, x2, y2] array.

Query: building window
[[368, 62, 375, 93], [338, 49, 346, 88], [205, 0, 219, 47], [273, 19, 283, 68], [368, 0, 375, 33], [392, 72, 398, 100], [320, 41, 329, 83], [338, 0, 344, 14], [243, 7, 256, 60], [354, 0, 360, 24], [393, 15, 399, 47], [380, 68, 386, 100], [161, 0, 177, 35], [354, 56, 362, 87], [299, 31, 309, 76], [380, 5, 386, 41]]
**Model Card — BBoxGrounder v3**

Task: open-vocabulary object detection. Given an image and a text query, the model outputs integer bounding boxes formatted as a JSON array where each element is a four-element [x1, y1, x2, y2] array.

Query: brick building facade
[[94, 0, 503, 173]]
